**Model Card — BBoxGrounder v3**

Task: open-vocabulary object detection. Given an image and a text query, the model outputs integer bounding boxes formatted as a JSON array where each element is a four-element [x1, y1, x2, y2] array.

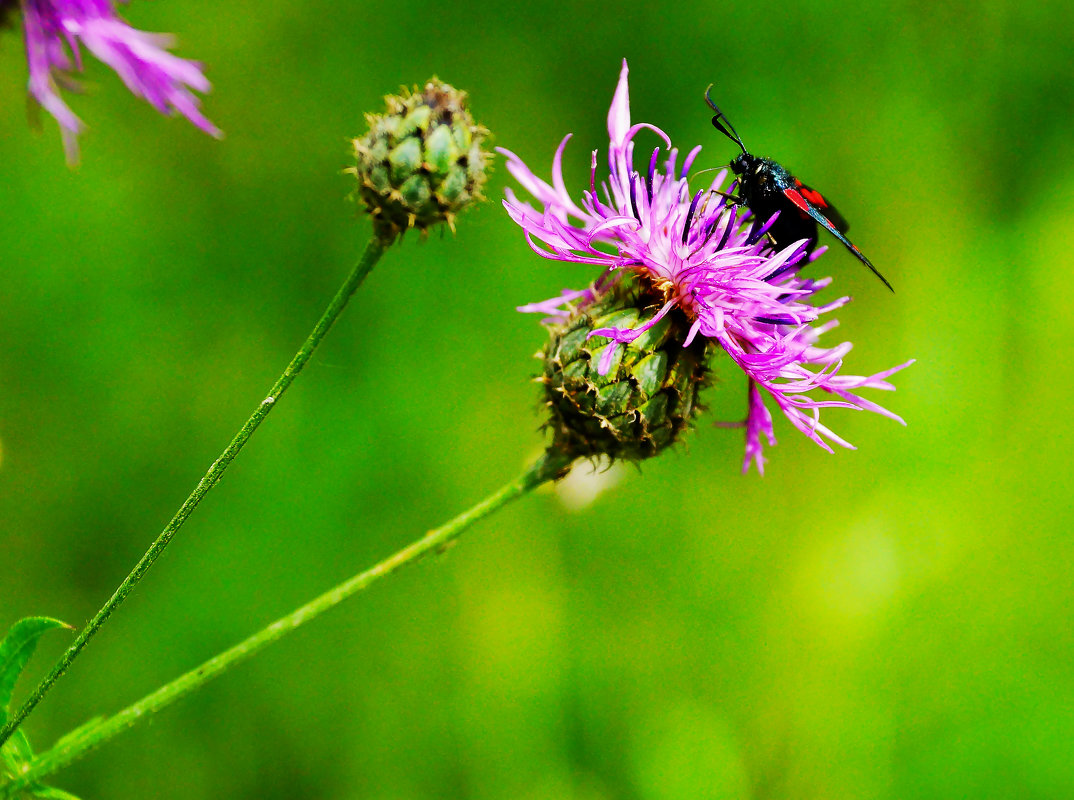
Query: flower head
[[10, 0, 220, 161], [501, 60, 913, 473], [349, 78, 491, 243]]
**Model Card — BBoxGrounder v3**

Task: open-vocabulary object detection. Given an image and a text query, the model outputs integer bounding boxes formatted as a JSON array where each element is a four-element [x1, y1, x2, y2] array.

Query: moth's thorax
[[731, 153, 795, 202]]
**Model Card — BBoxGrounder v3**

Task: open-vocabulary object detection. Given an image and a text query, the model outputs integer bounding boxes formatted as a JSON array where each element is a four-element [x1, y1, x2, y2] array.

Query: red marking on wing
[[798, 182, 849, 231], [799, 186, 828, 208], [782, 188, 814, 219]]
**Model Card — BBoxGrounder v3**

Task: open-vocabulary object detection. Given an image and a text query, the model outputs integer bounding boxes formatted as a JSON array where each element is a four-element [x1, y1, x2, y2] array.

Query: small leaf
[[2, 728, 34, 766], [2, 734, 26, 775], [0, 617, 71, 727], [51, 716, 104, 751], [2, 730, 35, 793], [29, 784, 85, 800]]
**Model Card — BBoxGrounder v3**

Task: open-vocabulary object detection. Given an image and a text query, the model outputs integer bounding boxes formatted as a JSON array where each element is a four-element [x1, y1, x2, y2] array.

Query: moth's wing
[[782, 187, 894, 292], [794, 180, 850, 233]]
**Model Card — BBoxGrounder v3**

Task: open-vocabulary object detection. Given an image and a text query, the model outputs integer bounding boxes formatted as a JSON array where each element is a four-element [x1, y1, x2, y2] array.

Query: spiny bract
[[540, 281, 714, 462], [351, 79, 490, 242]]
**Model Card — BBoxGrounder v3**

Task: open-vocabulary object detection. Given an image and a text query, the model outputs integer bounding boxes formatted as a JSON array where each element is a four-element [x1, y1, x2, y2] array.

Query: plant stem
[[0, 238, 388, 752], [0, 451, 571, 797]]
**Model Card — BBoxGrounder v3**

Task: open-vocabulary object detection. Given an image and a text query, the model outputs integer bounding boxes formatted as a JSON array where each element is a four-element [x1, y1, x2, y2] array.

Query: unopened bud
[[350, 79, 491, 243]]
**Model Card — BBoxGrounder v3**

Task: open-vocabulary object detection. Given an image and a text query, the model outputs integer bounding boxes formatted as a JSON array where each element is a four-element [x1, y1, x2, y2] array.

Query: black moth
[[704, 86, 893, 292]]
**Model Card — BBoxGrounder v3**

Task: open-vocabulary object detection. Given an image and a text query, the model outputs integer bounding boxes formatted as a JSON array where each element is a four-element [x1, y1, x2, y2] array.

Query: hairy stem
[[0, 451, 570, 797], [0, 238, 387, 751]]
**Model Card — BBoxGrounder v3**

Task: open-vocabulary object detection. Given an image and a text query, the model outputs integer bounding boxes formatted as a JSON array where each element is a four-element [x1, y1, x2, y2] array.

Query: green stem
[[0, 238, 388, 752], [0, 451, 571, 797]]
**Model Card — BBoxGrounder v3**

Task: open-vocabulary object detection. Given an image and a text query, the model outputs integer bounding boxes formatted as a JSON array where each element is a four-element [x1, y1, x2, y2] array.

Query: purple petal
[[20, 0, 220, 161], [607, 59, 631, 151]]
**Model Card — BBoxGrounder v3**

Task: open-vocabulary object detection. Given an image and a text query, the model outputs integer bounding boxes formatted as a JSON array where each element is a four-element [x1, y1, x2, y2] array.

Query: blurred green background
[[1, 0, 1072, 797]]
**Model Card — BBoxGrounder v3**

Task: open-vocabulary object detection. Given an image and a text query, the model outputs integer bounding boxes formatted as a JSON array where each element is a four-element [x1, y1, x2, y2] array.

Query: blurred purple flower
[[500, 60, 913, 474], [7, 0, 220, 161]]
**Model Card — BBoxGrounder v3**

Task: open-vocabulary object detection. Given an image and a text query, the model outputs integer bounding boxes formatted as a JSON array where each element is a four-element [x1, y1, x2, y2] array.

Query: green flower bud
[[350, 79, 491, 243], [540, 280, 714, 461]]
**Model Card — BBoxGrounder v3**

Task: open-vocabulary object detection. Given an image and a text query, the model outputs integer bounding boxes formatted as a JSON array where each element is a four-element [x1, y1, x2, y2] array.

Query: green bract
[[540, 281, 714, 461], [351, 79, 490, 242]]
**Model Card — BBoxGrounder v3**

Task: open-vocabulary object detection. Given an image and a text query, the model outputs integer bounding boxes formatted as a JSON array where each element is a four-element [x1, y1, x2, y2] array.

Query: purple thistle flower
[[8, 0, 220, 161], [500, 60, 913, 474]]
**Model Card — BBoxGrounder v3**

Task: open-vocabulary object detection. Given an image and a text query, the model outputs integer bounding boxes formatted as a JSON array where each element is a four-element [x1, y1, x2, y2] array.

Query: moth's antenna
[[690, 164, 731, 177], [704, 84, 747, 154]]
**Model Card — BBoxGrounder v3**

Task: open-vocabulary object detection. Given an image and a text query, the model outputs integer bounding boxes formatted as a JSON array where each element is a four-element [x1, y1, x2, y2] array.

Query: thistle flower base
[[542, 282, 712, 461]]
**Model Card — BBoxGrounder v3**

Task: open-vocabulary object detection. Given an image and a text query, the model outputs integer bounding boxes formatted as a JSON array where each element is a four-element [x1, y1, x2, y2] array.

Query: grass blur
[[1, 0, 1072, 797]]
